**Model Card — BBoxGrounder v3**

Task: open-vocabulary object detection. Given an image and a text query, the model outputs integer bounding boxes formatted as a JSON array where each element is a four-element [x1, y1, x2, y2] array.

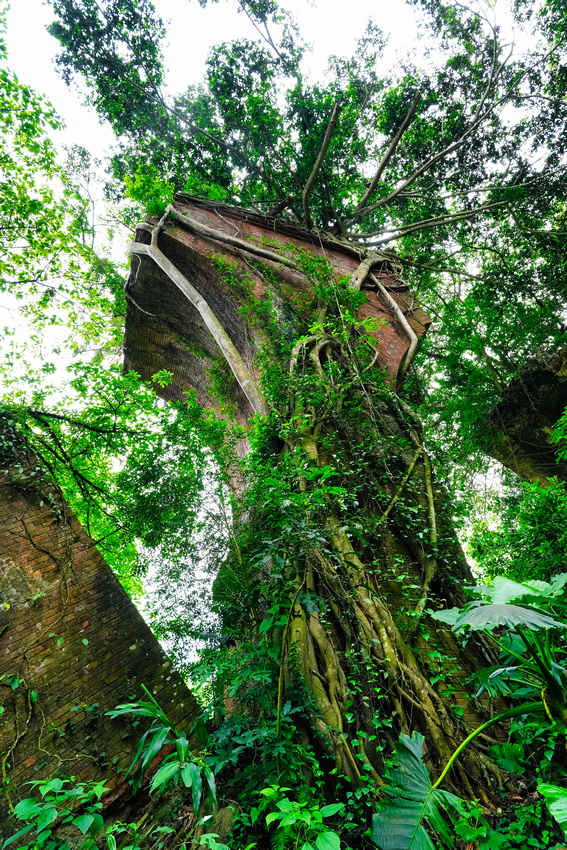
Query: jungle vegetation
[[2, 0, 567, 847]]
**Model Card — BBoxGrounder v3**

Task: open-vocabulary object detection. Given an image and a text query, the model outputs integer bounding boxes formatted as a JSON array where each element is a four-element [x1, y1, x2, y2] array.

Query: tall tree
[[18, 0, 567, 840]]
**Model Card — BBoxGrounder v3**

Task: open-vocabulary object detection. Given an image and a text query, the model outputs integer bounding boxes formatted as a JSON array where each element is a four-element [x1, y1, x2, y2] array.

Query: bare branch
[[236, 0, 286, 64], [302, 103, 342, 230], [25, 409, 135, 436], [355, 92, 421, 217], [508, 205, 567, 239], [393, 254, 485, 282], [364, 201, 505, 245], [267, 195, 294, 218], [356, 36, 519, 220]]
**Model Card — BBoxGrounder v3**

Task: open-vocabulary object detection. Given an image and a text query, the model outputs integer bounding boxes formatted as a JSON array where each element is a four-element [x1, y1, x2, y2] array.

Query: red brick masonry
[[0, 455, 199, 837]]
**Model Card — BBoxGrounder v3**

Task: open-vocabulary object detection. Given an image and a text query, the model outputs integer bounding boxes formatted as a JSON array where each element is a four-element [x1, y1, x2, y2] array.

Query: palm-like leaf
[[454, 604, 564, 632], [370, 733, 464, 850]]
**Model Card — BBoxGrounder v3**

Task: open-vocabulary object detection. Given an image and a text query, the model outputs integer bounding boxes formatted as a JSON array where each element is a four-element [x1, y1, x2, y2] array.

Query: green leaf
[[13, 797, 41, 819], [259, 617, 273, 635], [203, 764, 217, 806], [72, 814, 94, 835], [175, 735, 189, 763], [2, 824, 34, 848], [430, 607, 460, 626], [315, 831, 341, 850], [180, 761, 193, 789], [490, 577, 538, 605], [42, 778, 64, 795], [488, 742, 525, 774], [188, 761, 202, 813], [141, 725, 171, 770], [319, 804, 344, 818], [90, 813, 104, 836], [149, 760, 180, 794], [371, 733, 464, 850], [538, 783, 567, 833], [35, 805, 58, 834], [454, 604, 564, 632]]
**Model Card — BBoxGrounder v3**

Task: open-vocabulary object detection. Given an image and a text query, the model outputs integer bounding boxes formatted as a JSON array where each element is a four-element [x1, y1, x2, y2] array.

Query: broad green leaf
[[188, 761, 202, 813], [90, 813, 104, 836], [141, 725, 171, 770], [41, 777, 64, 795], [523, 574, 567, 599], [538, 783, 567, 833], [13, 797, 40, 819], [35, 805, 58, 834], [319, 803, 344, 818], [259, 617, 273, 635], [430, 607, 460, 626], [176, 735, 189, 762], [203, 764, 217, 805], [72, 814, 94, 835], [488, 742, 525, 774], [2, 823, 34, 849], [149, 760, 180, 794], [546, 573, 567, 596], [371, 733, 464, 850], [490, 578, 538, 605], [180, 761, 193, 789], [454, 604, 564, 632], [315, 831, 341, 850]]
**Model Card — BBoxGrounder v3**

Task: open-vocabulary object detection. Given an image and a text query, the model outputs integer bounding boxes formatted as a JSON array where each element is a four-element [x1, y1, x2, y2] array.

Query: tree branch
[[166, 207, 301, 271], [348, 251, 388, 291], [369, 273, 418, 391], [356, 38, 518, 220], [24, 409, 135, 436], [364, 201, 505, 245], [302, 103, 342, 229], [355, 92, 421, 217]]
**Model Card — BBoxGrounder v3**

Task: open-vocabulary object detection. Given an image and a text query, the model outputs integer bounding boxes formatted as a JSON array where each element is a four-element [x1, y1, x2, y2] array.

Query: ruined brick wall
[[0, 447, 199, 838], [123, 196, 430, 421]]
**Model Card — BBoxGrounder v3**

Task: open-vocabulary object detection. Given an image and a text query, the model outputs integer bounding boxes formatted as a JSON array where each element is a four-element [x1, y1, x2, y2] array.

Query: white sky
[[4, 0, 419, 160]]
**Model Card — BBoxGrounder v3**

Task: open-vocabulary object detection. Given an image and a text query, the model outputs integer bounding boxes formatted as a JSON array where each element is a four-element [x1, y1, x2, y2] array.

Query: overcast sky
[[5, 0, 420, 159]]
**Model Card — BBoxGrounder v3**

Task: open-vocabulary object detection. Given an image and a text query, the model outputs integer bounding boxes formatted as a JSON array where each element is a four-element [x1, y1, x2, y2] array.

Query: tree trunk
[[484, 349, 567, 485], [123, 197, 503, 800]]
